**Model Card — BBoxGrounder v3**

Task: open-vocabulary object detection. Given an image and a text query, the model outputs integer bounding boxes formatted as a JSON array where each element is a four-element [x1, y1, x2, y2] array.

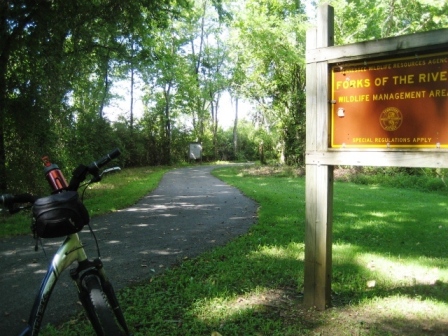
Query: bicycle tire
[[82, 274, 124, 336]]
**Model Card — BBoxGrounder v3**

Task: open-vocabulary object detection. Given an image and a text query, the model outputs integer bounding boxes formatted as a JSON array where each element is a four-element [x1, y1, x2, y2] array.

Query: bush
[[336, 166, 448, 195]]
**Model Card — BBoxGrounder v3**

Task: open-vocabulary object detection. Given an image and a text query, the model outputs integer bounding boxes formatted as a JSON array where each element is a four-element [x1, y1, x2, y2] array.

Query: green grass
[[14, 165, 448, 335], [0, 166, 170, 237]]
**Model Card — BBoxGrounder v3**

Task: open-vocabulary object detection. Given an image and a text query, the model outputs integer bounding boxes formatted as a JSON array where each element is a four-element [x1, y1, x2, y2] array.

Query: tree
[[136, 0, 233, 163], [139, 22, 190, 165], [319, 0, 448, 44], [0, 0, 190, 191], [229, 0, 308, 165], [184, 0, 232, 151]]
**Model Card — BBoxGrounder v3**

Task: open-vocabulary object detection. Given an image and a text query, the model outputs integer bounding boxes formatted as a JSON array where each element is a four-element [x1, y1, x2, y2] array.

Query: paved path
[[0, 165, 258, 335]]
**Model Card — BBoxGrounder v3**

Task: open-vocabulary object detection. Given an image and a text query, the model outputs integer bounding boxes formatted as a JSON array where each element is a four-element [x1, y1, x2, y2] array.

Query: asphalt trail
[[0, 165, 258, 335]]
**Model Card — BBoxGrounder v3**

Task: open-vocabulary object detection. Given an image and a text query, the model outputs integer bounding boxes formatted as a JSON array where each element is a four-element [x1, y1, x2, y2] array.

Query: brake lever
[[101, 167, 121, 176], [88, 167, 121, 184]]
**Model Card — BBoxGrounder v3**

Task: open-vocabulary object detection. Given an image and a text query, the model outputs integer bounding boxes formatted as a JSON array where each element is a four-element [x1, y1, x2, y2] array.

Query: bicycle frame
[[19, 233, 87, 336], [1, 150, 129, 335]]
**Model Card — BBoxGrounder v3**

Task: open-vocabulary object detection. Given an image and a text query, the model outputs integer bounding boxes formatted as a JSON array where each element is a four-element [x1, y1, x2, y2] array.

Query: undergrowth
[[335, 166, 448, 195]]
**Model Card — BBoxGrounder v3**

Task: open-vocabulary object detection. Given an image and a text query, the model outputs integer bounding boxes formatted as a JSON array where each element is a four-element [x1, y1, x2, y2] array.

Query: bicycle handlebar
[[88, 148, 121, 175], [68, 148, 121, 191], [0, 193, 37, 206], [0, 193, 38, 213], [1, 149, 121, 212]]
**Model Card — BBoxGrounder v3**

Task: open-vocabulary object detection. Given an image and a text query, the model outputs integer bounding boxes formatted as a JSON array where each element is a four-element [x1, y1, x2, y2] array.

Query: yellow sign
[[331, 51, 448, 148]]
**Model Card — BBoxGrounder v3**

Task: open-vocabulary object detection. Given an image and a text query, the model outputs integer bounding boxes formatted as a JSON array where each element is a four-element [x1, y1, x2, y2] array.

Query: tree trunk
[[0, 74, 7, 191], [0, 2, 9, 190], [98, 51, 110, 118], [162, 83, 172, 165], [130, 65, 134, 132], [211, 98, 219, 160], [233, 97, 238, 159]]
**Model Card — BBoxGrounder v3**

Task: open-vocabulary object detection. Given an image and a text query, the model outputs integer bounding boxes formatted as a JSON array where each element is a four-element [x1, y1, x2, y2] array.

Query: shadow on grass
[[203, 177, 448, 334], [156, 177, 448, 335], [333, 182, 448, 259], [46, 174, 448, 335], [322, 182, 448, 334]]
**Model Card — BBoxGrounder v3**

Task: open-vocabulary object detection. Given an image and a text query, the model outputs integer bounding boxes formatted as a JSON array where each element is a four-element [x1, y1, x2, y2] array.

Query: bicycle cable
[[87, 223, 101, 259], [80, 182, 101, 259]]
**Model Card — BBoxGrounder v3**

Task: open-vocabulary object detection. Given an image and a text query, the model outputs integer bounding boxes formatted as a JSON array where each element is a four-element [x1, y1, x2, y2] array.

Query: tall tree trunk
[[233, 97, 238, 158], [99, 51, 110, 118], [130, 65, 134, 132], [0, 68, 7, 191], [163, 82, 172, 165], [129, 40, 136, 132], [0, 49, 7, 190], [0, 2, 10, 190], [211, 100, 218, 159], [190, 0, 207, 141]]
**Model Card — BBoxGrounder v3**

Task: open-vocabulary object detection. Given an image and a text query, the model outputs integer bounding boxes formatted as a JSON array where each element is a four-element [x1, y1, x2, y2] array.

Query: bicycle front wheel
[[82, 274, 124, 336]]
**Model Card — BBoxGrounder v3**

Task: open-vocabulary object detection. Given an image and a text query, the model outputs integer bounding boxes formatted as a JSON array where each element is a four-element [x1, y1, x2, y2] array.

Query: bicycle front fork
[[71, 258, 131, 335]]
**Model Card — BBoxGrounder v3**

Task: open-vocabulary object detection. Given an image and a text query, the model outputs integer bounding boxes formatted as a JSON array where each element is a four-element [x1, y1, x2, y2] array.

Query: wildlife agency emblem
[[379, 107, 403, 131]]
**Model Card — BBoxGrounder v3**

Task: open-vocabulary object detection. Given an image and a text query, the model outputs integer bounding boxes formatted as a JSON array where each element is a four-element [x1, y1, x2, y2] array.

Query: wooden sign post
[[304, 4, 334, 310], [304, 5, 448, 310]]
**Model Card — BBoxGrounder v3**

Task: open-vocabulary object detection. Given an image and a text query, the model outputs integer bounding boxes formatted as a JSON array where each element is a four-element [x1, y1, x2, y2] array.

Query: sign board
[[189, 142, 202, 160], [331, 51, 448, 148], [307, 5, 448, 311]]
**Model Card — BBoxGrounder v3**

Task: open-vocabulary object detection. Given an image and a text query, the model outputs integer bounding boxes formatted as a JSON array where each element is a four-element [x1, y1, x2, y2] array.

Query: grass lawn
[[0, 166, 170, 237], [6, 164, 447, 335]]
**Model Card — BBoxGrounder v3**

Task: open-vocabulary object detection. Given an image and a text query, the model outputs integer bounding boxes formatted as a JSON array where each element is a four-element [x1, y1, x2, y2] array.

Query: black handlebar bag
[[32, 191, 89, 238]]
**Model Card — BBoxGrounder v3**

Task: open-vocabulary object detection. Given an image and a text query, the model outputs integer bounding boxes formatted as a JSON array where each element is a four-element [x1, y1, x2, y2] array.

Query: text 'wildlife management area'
[[331, 51, 448, 149]]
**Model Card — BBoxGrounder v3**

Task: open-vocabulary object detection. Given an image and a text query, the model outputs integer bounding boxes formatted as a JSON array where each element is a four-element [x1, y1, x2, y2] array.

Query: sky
[[216, 92, 254, 129], [103, 81, 253, 130]]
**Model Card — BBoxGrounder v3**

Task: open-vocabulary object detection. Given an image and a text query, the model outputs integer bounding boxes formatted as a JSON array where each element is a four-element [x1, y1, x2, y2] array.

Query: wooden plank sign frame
[[304, 4, 448, 310]]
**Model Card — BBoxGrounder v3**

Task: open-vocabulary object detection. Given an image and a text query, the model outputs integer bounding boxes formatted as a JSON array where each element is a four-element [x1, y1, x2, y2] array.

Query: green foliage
[[340, 166, 448, 194], [229, 0, 308, 165], [213, 121, 280, 162], [3, 0, 448, 194], [0, 0, 190, 192], [321, 0, 448, 44], [38, 165, 448, 335]]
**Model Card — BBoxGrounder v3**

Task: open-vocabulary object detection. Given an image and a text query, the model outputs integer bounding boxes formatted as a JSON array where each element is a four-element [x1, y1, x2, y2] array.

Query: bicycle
[[0, 149, 131, 336]]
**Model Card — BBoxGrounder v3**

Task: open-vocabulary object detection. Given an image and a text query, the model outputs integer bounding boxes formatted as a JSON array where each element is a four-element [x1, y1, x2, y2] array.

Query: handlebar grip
[[16, 193, 38, 203], [0, 194, 13, 206], [88, 148, 121, 173], [1, 193, 37, 207]]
